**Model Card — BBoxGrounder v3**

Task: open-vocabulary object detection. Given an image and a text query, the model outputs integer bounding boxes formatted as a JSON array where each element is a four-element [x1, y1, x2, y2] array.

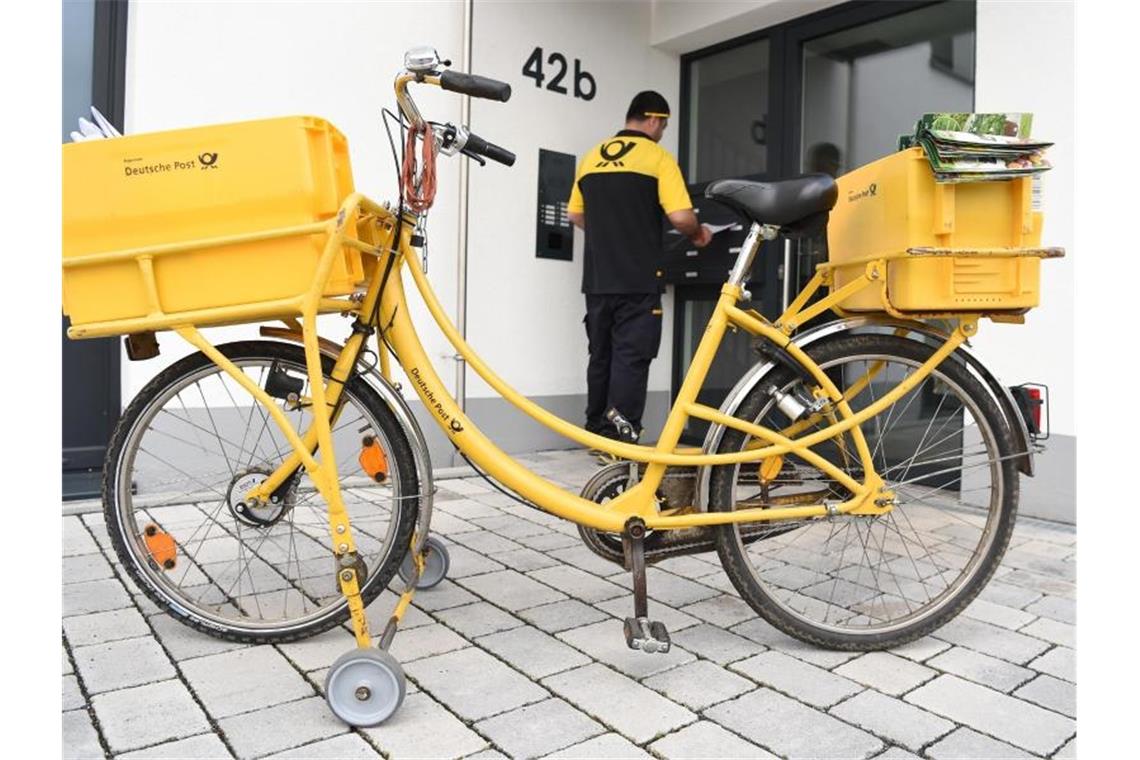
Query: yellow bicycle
[[63, 48, 1060, 726]]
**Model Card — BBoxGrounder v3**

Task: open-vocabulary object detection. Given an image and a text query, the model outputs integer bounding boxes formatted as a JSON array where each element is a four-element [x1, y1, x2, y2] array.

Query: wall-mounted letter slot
[[536, 148, 575, 261]]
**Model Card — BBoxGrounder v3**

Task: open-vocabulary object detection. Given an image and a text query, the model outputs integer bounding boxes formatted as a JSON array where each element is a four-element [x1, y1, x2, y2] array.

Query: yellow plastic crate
[[63, 116, 363, 330], [827, 147, 1044, 313]]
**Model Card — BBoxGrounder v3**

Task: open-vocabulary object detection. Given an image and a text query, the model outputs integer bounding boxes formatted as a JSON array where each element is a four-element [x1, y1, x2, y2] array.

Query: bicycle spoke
[[286, 510, 310, 615], [724, 344, 1005, 637], [111, 353, 410, 636], [890, 456, 1002, 490], [137, 447, 230, 500], [169, 500, 230, 587], [196, 379, 236, 477], [145, 426, 249, 464], [228, 370, 262, 472], [867, 517, 915, 618], [895, 392, 957, 487], [242, 367, 283, 470], [157, 408, 268, 467]]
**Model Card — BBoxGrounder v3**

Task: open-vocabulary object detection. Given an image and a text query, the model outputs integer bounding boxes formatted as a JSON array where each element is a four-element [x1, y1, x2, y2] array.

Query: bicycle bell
[[404, 46, 442, 73]]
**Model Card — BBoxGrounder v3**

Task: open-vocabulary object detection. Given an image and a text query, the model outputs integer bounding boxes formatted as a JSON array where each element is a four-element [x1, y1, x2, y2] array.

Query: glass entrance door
[[791, 1, 976, 296], [674, 1, 976, 443]]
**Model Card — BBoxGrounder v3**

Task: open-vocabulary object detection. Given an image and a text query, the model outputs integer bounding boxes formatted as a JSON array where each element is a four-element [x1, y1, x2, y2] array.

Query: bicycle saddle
[[705, 174, 838, 235]]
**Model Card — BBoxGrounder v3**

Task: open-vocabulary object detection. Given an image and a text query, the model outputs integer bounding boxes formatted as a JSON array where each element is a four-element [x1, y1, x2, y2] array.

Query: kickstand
[[621, 518, 670, 653]]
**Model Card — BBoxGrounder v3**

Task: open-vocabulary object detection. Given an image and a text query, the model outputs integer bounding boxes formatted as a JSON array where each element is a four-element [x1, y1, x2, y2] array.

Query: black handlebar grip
[[439, 70, 512, 102], [478, 141, 516, 167], [465, 131, 516, 167]]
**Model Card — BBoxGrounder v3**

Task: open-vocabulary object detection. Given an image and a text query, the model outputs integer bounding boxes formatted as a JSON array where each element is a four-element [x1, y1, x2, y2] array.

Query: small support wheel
[[398, 536, 450, 589], [324, 648, 406, 727]]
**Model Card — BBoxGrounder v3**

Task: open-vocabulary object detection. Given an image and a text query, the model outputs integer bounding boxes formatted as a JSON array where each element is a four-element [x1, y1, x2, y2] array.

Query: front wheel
[[103, 341, 420, 644], [709, 333, 1018, 650]]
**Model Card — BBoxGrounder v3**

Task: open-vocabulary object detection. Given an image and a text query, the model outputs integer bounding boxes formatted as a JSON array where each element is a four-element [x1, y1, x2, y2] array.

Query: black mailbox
[[660, 185, 757, 284]]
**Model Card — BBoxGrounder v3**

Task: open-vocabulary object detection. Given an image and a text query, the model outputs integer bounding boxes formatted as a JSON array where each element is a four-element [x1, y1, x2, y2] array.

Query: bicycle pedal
[[623, 616, 670, 653]]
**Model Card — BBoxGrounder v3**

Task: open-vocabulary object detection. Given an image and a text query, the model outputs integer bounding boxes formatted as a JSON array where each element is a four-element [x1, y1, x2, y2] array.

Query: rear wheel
[[103, 341, 419, 644], [709, 334, 1018, 650]]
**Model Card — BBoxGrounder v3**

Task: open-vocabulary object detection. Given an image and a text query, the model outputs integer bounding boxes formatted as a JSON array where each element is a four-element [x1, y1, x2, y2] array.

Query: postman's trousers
[[584, 293, 663, 436]]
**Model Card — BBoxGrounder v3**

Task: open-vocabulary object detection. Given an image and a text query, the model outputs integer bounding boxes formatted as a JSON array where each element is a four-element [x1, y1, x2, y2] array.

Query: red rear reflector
[[1026, 388, 1042, 431]]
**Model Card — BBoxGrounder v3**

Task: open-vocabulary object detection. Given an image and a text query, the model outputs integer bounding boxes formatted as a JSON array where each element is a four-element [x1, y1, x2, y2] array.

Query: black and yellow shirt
[[568, 129, 692, 294]]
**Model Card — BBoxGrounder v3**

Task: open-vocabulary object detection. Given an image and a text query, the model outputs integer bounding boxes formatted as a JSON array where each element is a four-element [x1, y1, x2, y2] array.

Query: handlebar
[[439, 70, 512, 102], [395, 51, 515, 170]]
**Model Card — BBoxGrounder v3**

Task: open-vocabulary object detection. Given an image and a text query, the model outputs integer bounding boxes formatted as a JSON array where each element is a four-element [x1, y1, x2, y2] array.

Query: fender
[[257, 329, 436, 542], [693, 316, 1036, 511]]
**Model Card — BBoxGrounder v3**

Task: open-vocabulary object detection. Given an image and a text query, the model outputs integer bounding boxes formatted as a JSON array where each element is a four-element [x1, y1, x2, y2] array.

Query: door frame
[[93, 0, 129, 128], [62, 0, 129, 490]]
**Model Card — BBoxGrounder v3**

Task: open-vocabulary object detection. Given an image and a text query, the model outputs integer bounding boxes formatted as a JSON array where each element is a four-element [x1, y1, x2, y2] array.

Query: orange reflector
[[358, 435, 389, 483], [143, 524, 177, 570], [759, 455, 783, 483]]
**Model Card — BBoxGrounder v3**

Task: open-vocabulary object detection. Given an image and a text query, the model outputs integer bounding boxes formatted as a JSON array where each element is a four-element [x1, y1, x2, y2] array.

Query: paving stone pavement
[[62, 449, 1076, 759]]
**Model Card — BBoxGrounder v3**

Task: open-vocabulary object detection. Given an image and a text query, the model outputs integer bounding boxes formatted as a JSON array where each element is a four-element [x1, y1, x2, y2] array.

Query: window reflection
[[796, 1, 976, 306], [688, 39, 770, 183]]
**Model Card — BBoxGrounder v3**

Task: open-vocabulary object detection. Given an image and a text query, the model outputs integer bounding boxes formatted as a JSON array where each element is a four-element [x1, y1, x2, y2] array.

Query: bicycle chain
[[576, 462, 815, 566]]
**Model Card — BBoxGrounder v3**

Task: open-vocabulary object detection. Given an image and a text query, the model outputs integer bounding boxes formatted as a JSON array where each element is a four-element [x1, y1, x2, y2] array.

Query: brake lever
[[461, 148, 487, 167], [434, 122, 487, 166]]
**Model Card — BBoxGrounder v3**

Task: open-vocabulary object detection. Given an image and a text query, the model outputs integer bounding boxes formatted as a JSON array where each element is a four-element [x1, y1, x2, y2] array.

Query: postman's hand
[[689, 223, 714, 249]]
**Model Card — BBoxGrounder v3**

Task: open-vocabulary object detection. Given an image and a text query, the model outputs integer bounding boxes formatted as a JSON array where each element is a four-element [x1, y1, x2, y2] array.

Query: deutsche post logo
[[596, 139, 636, 168], [199, 152, 219, 169], [847, 182, 877, 202]]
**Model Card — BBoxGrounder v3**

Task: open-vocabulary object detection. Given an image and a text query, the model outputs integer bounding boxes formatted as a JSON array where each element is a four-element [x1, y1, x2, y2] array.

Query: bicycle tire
[[103, 340, 419, 644], [709, 333, 1018, 650]]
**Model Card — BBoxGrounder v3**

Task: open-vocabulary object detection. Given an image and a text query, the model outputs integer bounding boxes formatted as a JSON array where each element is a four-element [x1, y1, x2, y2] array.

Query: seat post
[[727, 222, 780, 289]]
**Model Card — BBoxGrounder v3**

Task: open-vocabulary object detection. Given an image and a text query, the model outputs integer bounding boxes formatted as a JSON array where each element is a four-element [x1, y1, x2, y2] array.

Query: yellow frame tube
[[381, 273, 866, 529], [782, 274, 877, 329], [778, 269, 827, 327], [381, 222, 969, 530], [684, 403, 865, 496]]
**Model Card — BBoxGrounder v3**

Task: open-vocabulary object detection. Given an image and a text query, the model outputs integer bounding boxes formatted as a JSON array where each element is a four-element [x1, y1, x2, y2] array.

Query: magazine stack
[[899, 112, 1051, 183]]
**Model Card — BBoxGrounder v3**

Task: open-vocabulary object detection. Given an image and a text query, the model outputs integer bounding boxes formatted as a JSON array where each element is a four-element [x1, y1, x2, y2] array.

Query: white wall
[[122, 0, 466, 405], [651, 0, 846, 53], [461, 0, 680, 400], [974, 0, 1075, 435]]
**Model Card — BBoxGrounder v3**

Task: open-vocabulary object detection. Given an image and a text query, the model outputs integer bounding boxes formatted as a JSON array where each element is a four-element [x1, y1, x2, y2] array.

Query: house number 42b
[[522, 47, 596, 101]]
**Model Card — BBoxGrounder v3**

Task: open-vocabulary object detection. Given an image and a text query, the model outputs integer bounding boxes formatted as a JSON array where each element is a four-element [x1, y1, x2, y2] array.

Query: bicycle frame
[[154, 191, 968, 535]]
